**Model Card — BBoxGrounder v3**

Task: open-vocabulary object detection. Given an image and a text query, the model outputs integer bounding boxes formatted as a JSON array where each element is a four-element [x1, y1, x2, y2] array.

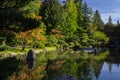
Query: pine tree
[[82, 0, 92, 29], [107, 15, 113, 27], [75, 0, 83, 27], [75, 0, 83, 35], [0, 0, 34, 8], [64, 0, 78, 36], [92, 10, 104, 31], [40, 0, 62, 34], [105, 15, 113, 32]]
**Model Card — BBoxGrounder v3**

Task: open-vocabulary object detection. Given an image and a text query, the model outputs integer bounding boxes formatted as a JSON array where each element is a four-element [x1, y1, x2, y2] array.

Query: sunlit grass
[[0, 47, 57, 58]]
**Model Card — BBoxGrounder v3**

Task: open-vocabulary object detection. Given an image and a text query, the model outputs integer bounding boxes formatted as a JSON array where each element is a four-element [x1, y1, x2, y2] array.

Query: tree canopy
[[0, 0, 109, 49]]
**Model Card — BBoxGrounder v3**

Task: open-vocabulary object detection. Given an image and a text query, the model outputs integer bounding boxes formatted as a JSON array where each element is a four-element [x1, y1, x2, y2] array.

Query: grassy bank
[[0, 47, 57, 58]]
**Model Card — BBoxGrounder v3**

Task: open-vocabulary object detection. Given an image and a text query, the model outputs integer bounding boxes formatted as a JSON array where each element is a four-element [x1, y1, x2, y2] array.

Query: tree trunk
[[22, 41, 25, 51]]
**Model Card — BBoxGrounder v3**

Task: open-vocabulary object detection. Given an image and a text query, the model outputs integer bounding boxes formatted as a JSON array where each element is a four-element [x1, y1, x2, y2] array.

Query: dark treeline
[[0, 0, 109, 50], [105, 16, 120, 42]]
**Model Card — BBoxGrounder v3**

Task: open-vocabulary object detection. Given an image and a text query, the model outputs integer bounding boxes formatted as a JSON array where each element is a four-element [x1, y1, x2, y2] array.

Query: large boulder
[[26, 49, 36, 69], [26, 49, 36, 60]]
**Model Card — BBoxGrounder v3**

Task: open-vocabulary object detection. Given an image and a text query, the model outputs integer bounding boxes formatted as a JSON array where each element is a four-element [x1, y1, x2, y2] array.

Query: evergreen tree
[[92, 10, 104, 31], [105, 15, 113, 31], [0, 0, 34, 8], [40, 0, 62, 34], [75, 0, 83, 35], [75, 0, 83, 27], [107, 15, 113, 27], [64, 0, 78, 36], [0, 0, 41, 31], [82, 0, 92, 29], [117, 20, 119, 25], [0, 0, 42, 46]]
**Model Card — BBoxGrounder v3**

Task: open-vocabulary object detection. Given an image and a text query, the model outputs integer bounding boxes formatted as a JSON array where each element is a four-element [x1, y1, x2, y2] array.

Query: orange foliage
[[51, 29, 61, 34], [36, 16, 42, 20], [55, 60, 66, 65], [55, 34, 65, 38], [27, 28, 45, 41], [9, 64, 46, 80], [50, 29, 65, 39], [50, 60, 66, 70], [16, 28, 46, 45], [16, 32, 29, 42]]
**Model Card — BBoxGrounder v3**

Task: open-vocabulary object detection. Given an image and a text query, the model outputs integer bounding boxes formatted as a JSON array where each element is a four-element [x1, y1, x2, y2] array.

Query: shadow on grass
[[0, 57, 20, 80]]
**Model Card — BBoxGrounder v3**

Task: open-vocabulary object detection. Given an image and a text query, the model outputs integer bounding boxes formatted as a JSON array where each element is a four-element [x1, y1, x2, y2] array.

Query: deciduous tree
[[16, 27, 46, 51]]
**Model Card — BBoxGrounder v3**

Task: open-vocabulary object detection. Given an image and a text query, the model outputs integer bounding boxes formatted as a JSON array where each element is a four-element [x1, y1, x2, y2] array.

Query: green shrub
[[46, 35, 58, 47], [33, 41, 45, 48], [0, 44, 10, 51], [45, 52, 58, 60], [0, 30, 16, 46], [69, 42, 75, 48]]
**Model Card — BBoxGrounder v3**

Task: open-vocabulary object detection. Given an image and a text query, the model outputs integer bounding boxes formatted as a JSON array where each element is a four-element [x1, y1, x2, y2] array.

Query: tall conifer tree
[[82, 0, 92, 29], [64, 0, 78, 36], [40, 0, 62, 34], [92, 10, 104, 31], [75, 0, 83, 27], [107, 15, 113, 27]]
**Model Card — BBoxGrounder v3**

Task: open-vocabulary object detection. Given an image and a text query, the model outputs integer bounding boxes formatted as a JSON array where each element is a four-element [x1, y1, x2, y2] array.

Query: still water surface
[[93, 62, 120, 80], [35, 50, 120, 80], [90, 50, 120, 80], [24, 50, 120, 80], [1, 50, 120, 80], [47, 50, 120, 80]]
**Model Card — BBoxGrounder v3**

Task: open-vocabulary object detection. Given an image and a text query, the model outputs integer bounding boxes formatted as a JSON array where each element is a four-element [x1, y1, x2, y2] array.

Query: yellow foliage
[[9, 64, 46, 80], [50, 60, 66, 70], [16, 28, 46, 45], [50, 29, 65, 39], [23, 12, 42, 20]]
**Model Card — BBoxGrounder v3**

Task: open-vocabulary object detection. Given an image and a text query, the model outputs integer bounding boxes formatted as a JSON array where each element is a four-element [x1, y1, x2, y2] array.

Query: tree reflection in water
[[90, 59, 104, 79], [43, 51, 110, 80], [8, 50, 119, 80], [27, 60, 36, 69], [44, 59, 93, 80]]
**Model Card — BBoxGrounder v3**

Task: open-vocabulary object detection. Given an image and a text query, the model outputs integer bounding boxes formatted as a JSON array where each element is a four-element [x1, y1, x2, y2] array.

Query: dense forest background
[[0, 0, 118, 50]]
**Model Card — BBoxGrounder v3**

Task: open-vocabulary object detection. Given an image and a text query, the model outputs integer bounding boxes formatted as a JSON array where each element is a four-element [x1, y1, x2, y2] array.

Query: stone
[[27, 60, 36, 69], [26, 49, 36, 69], [26, 49, 36, 60]]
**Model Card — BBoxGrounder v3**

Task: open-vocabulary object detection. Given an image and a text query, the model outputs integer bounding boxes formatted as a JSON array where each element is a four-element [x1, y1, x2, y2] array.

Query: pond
[[94, 62, 120, 80], [95, 50, 120, 80], [0, 50, 120, 80]]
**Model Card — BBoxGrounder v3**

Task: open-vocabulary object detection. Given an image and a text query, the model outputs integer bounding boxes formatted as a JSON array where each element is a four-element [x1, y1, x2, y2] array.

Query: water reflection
[[93, 62, 120, 80], [53, 74, 77, 80], [7, 50, 120, 80], [44, 50, 120, 80], [44, 59, 92, 80], [27, 60, 36, 69], [92, 50, 120, 80], [90, 59, 104, 79]]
